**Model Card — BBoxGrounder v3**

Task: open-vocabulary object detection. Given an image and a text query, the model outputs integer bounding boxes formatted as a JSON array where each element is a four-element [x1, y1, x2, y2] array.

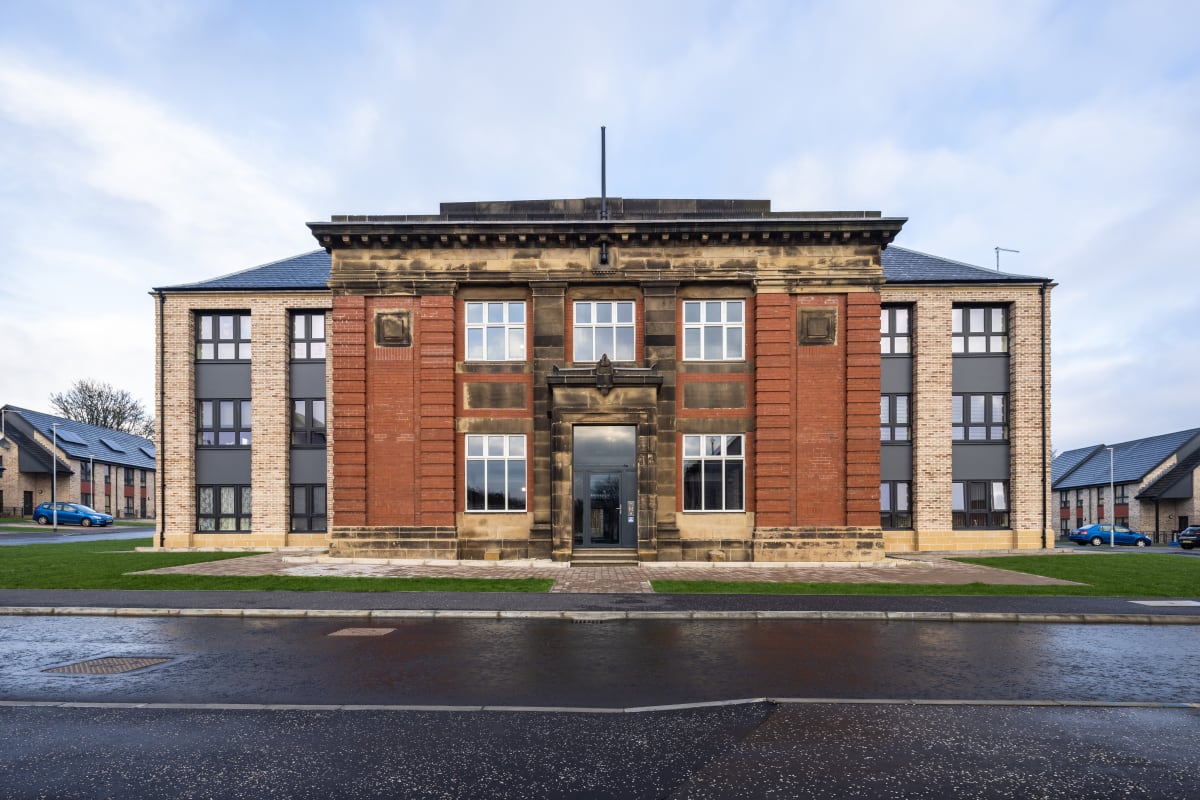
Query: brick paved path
[[139, 552, 1076, 594]]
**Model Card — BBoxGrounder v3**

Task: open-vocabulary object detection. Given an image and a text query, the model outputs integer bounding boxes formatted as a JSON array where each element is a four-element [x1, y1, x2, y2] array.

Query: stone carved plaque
[[375, 310, 413, 347], [797, 308, 837, 346]]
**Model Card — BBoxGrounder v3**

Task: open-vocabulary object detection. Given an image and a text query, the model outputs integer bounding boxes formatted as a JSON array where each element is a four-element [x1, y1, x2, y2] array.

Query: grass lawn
[[651, 553, 1200, 597], [0, 538, 554, 593]]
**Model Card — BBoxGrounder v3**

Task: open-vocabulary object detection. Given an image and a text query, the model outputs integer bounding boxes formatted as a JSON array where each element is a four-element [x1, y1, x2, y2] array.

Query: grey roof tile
[[1052, 428, 1200, 490], [154, 250, 332, 292], [3, 406, 156, 471], [881, 246, 1049, 283]]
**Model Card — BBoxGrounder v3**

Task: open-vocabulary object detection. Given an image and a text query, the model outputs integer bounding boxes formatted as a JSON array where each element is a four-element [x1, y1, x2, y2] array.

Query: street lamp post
[[51, 423, 60, 531], [1106, 446, 1115, 548]]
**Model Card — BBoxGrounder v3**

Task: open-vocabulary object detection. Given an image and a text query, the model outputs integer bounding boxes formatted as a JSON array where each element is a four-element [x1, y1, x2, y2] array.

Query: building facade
[[155, 198, 1053, 560], [1052, 428, 1200, 542], [0, 406, 156, 519]]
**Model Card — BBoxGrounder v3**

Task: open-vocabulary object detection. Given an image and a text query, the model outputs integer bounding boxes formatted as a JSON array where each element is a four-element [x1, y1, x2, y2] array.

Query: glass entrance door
[[572, 426, 637, 548]]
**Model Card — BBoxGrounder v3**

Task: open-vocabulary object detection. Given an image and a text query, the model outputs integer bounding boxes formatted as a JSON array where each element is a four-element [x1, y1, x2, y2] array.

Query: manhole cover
[[43, 657, 172, 675], [328, 627, 395, 637]]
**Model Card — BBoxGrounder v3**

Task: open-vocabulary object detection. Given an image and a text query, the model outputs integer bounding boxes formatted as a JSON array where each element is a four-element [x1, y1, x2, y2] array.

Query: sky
[[0, 0, 1196, 452]]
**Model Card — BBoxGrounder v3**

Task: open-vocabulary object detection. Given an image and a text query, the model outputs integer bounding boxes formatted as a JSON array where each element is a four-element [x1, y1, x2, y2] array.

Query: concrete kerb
[[3, 606, 1200, 624]]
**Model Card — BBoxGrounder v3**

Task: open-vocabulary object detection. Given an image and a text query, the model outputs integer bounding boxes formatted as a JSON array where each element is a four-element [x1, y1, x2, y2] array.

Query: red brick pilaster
[[793, 296, 847, 525], [331, 295, 367, 526], [845, 292, 882, 526], [415, 296, 456, 526], [753, 294, 797, 527]]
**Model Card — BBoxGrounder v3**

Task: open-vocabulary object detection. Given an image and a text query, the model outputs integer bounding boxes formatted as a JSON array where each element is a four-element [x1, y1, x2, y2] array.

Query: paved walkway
[[138, 552, 1077, 594]]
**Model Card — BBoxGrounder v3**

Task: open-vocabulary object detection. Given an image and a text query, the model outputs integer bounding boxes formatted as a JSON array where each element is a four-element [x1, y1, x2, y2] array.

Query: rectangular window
[[1075, 489, 1083, 508], [573, 301, 636, 362], [952, 305, 1007, 354], [197, 485, 251, 531], [125, 496, 134, 515], [80, 461, 92, 481], [103, 464, 111, 485], [140, 470, 146, 486], [197, 400, 252, 446], [465, 301, 526, 361], [880, 395, 911, 442], [1059, 492, 1069, 509], [196, 313, 251, 360], [124, 469, 133, 487], [880, 481, 912, 529], [291, 484, 327, 532], [465, 434, 527, 512], [1060, 519, 1070, 536], [81, 492, 92, 507], [952, 480, 1010, 529], [292, 312, 327, 360], [952, 394, 1007, 441], [682, 300, 744, 361], [682, 434, 745, 512], [880, 306, 911, 355], [291, 400, 327, 447], [1115, 484, 1128, 503]]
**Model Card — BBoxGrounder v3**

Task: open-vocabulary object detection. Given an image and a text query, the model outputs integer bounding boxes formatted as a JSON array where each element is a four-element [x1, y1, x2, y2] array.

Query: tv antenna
[[994, 246, 1019, 271]]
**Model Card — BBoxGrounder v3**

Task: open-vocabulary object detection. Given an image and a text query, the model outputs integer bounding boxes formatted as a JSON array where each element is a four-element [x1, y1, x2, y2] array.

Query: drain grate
[[43, 657, 172, 675], [328, 627, 396, 637]]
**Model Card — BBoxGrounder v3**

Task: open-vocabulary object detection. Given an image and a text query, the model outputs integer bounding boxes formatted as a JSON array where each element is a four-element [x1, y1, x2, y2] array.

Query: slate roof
[[1051, 429, 1200, 490], [2, 406, 156, 471], [155, 244, 1049, 293], [1051, 445, 1103, 484], [1138, 447, 1200, 500]]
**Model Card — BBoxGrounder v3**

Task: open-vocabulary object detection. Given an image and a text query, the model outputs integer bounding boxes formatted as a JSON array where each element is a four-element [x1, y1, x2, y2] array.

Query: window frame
[[572, 300, 637, 363], [291, 399, 327, 448], [880, 480, 912, 529], [196, 485, 252, 532], [952, 305, 1008, 354], [465, 434, 527, 513], [291, 311, 327, 361], [1115, 484, 1128, 503], [290, 484, 327, 532], [464, 301, 527, 362], [682, 299, 745, 362], [196, 312, 251, 361], [951, 393, 1008, 441], [880, 394, 912, 442], [197, 399, 253, 447], [682, 434, 746, 513], [952, 480, 1010, 529], [880, 305, 912, 355]]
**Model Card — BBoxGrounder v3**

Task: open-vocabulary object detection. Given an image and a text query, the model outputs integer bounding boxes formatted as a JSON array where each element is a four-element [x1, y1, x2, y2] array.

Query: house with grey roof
[[151, 198, 1053, 560], [0, 405, 156, 520], [1052, 428, 1200, 541]]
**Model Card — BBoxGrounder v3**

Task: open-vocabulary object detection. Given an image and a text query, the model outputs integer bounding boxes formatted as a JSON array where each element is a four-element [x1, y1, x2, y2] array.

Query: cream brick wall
[[881, 282, 1053, 551], [156, 291, 331, 548]]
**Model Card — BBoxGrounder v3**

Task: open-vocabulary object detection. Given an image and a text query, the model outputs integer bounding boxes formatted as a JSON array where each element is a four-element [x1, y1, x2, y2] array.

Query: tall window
[[573, 301, 635, 362], [291, 485, 327, 532], [465, 301, 526, 361], [124, 469, 133, 487], [292, 312, 326, 360], [197, 400, 252, 446], [1115, 484, 1128, 503], [103, 464, 111, 485], [881, 306, 911, 354], [1075, 489, 1083, 507], [80, 462, 92, 481], [291, 400, 326, 447], [196, 313, 251, 360], [140, 470, 146, 486], [683, 300, 744, 361], [880, 395, 911, 442], [197, 485, 251, 531], [125, 496, 134, 515], [465, 435, 527, 512], [682, 434, 745, 512], [881, 481, 912, 529], [952, 481, 1009, 528], [1059, 492, 1069, 509], [952, 306, 1007, 354], [952, 394, 1007, 441]]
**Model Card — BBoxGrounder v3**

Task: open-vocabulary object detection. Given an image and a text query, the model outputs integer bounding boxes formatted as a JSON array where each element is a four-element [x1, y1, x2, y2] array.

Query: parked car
[[32, 502, 114, 527], [1177, 526, 1200, 550], [1068, 523, 1151, 547]]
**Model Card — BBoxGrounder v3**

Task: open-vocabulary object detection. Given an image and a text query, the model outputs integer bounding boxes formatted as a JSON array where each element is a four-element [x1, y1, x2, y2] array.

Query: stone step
[[570, 548, 640, 567]]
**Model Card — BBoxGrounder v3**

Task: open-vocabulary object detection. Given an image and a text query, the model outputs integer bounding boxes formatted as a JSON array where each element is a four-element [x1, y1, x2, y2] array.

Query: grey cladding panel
[[952, 356, 1009, 393], [196, 363, 252, 399], [196, 449, 251, 484], [881, 357, 913, 393], [291, 449, 327, 484], [291, 362, 327, 398], [881, 445, 913, 480], [952, 443, 1010, 480]]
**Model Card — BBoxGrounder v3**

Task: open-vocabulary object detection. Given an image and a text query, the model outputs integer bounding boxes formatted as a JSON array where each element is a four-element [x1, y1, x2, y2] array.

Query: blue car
[[33, 502, 114, 527], [1068, 523, 1151, 547]]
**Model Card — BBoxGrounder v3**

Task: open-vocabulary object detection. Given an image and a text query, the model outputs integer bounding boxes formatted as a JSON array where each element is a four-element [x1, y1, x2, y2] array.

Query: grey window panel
[[952, 355, 1009, 393], [290, 362, 327, 398], [196, 363, 252, 399], [196, 449, 251, 484], [880, 357, 913, 393], [880, 444, 913, 480], [290, 448, 327, 484], [951, 443, 1010, 480]]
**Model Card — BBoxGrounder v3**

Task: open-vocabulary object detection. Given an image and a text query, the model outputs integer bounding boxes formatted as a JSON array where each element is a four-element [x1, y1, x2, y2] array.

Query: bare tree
[[49, 379, 154, 440]]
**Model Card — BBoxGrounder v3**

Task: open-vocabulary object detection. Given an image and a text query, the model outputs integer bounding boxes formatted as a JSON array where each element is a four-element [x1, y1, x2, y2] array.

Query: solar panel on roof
[[99, 436, 126, 453], [139, 445, 155, 459], [55, 429, 86, 445]]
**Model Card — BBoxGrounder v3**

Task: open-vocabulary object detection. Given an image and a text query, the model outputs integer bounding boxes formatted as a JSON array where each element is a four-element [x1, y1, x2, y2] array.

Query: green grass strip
[[653, 553, 1200, 597], [0, 538, 552, 593]]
